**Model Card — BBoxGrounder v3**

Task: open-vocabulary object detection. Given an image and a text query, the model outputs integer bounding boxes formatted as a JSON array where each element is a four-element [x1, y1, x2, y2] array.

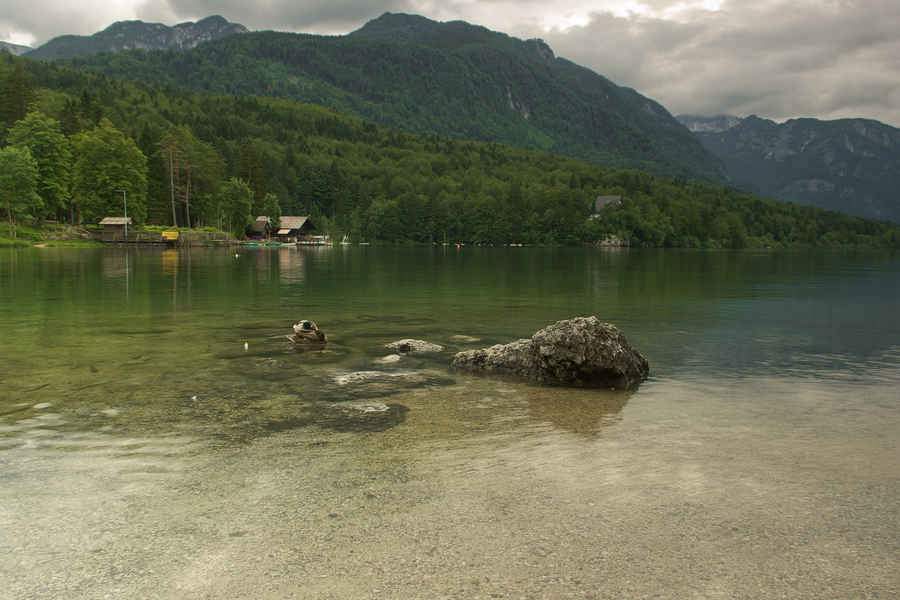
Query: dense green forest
[[50, 13, 732, 187], [2, 53, 899, 248]]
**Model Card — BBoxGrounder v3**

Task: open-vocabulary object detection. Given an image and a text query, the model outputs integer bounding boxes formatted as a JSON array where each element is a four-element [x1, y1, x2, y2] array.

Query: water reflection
[[101, 250, 131, 278], [589, 247, 622, 301], [161, 248, 179, 274], [277, 247, 307, 283]]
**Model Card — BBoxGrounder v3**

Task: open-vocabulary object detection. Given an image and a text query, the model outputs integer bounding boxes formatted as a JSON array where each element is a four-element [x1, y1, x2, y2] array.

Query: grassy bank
[[0, 223, 103, 247]]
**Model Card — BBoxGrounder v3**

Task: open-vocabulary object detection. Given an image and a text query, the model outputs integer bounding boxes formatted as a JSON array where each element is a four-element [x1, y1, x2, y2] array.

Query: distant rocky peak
[[677, 114, 744, 133], [100, 15, 249, 50], [527, 38, 555, 62], [24, 15, 248, 61], [0, 41, 33, 56]]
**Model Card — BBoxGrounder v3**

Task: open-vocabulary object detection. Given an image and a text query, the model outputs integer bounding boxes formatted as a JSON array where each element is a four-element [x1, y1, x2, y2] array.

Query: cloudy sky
[[3, 0, 899, 127]]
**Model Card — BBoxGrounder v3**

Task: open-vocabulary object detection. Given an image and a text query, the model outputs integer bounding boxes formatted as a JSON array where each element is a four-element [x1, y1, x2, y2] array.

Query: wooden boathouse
[[274, 216, 318, 243]]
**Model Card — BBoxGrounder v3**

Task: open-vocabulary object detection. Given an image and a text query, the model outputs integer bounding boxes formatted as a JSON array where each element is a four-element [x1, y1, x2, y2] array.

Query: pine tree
[[0, 64, 36, 126], [234, 140, 267, 215]]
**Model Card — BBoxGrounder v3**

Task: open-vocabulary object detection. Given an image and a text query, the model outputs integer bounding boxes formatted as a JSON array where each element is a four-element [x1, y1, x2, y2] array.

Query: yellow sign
[[161, 231, 179, 240]]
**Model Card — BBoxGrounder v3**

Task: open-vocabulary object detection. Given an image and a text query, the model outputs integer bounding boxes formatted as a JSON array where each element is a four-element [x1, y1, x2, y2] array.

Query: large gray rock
[[451, 317, 649, 387]]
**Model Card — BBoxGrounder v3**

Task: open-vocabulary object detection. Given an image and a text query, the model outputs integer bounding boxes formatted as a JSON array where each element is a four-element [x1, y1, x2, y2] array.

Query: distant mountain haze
[[679, 115, 900, 223], [677, 115, 744, 134], [0, 42, 33, 56]]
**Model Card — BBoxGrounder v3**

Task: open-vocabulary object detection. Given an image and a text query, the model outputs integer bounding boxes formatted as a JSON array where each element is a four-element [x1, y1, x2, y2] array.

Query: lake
[[1, 246, 898, 600]]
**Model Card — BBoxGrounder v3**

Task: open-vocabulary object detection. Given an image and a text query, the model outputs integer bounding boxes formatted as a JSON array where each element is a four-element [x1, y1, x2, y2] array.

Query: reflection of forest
[[523, 385, 633, 435]]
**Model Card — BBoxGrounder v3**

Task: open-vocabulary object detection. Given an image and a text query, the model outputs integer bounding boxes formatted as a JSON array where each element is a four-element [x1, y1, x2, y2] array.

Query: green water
[[1, 247, 899, 599]]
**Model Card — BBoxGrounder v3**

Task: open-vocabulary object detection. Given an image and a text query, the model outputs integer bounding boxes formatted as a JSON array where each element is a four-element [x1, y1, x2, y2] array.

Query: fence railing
[[89, 230, 233, 246]]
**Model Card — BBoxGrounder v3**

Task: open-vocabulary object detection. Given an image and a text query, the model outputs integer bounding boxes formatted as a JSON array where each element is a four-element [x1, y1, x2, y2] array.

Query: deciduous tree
[[0, 146, 41, 237], [220, 177, 253, 235], [263, 193, 282, 230], [8, 111, 71, 219], [71, 118, 148, 223]]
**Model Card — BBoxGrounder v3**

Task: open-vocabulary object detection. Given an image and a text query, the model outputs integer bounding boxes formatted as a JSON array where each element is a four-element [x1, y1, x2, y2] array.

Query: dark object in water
[[290, 320, 328, 346]]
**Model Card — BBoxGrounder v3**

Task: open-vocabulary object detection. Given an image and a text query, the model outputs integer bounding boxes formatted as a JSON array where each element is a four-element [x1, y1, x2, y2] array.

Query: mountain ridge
[[677, 114, 744, 134], [692, 115, 900, 222], [23, 15, 248, 61]]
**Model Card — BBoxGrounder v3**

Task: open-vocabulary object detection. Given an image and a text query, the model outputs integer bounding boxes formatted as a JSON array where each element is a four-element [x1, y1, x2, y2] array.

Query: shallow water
[[1, 246, 898, 599]]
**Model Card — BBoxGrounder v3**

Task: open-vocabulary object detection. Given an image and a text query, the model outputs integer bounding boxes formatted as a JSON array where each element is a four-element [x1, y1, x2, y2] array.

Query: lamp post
[[116, 190, 128, 240]]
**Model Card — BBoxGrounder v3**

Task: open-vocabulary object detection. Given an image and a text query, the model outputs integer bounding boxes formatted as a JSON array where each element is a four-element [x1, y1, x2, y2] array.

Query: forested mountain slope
[[694, 116, 900, 223], [52, 13, 731, 186]]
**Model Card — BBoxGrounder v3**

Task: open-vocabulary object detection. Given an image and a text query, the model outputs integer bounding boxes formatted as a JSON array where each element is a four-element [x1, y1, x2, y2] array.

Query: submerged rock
[[331, 370, 452, 388], [316, 369, 456, 401], [228, 355, 301, 380], [451, 316, 649, 388], [264, 402, 410, 434], [386, 339, 444, 353], [314, 401, 410, 432], [448, 334, 480, 343]]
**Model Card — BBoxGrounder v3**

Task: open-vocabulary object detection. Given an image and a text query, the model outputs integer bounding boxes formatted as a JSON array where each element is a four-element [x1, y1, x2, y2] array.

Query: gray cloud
[[134, 0, 409, 35], [0, 0, 133, 46], [534, 0, 900, 125], [2, 0, 899, 126]]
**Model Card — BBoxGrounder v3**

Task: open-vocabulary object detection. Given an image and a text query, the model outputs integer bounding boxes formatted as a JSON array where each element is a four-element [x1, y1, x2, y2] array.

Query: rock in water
[[451, 317, 649, 387], [386, 339, 444, 353]]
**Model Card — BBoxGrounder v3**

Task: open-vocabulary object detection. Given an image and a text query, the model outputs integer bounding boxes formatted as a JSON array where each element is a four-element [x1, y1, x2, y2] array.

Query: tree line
[[1, 54, 899, 248]]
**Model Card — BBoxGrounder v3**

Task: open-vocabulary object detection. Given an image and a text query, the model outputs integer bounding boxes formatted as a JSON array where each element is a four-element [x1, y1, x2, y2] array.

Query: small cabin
[[98, 217, 132, 241], [251, 216, 274, 239], [590, 196, 622, 219], [275, 216, 318, 243], [594, 196, 622, 212]]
